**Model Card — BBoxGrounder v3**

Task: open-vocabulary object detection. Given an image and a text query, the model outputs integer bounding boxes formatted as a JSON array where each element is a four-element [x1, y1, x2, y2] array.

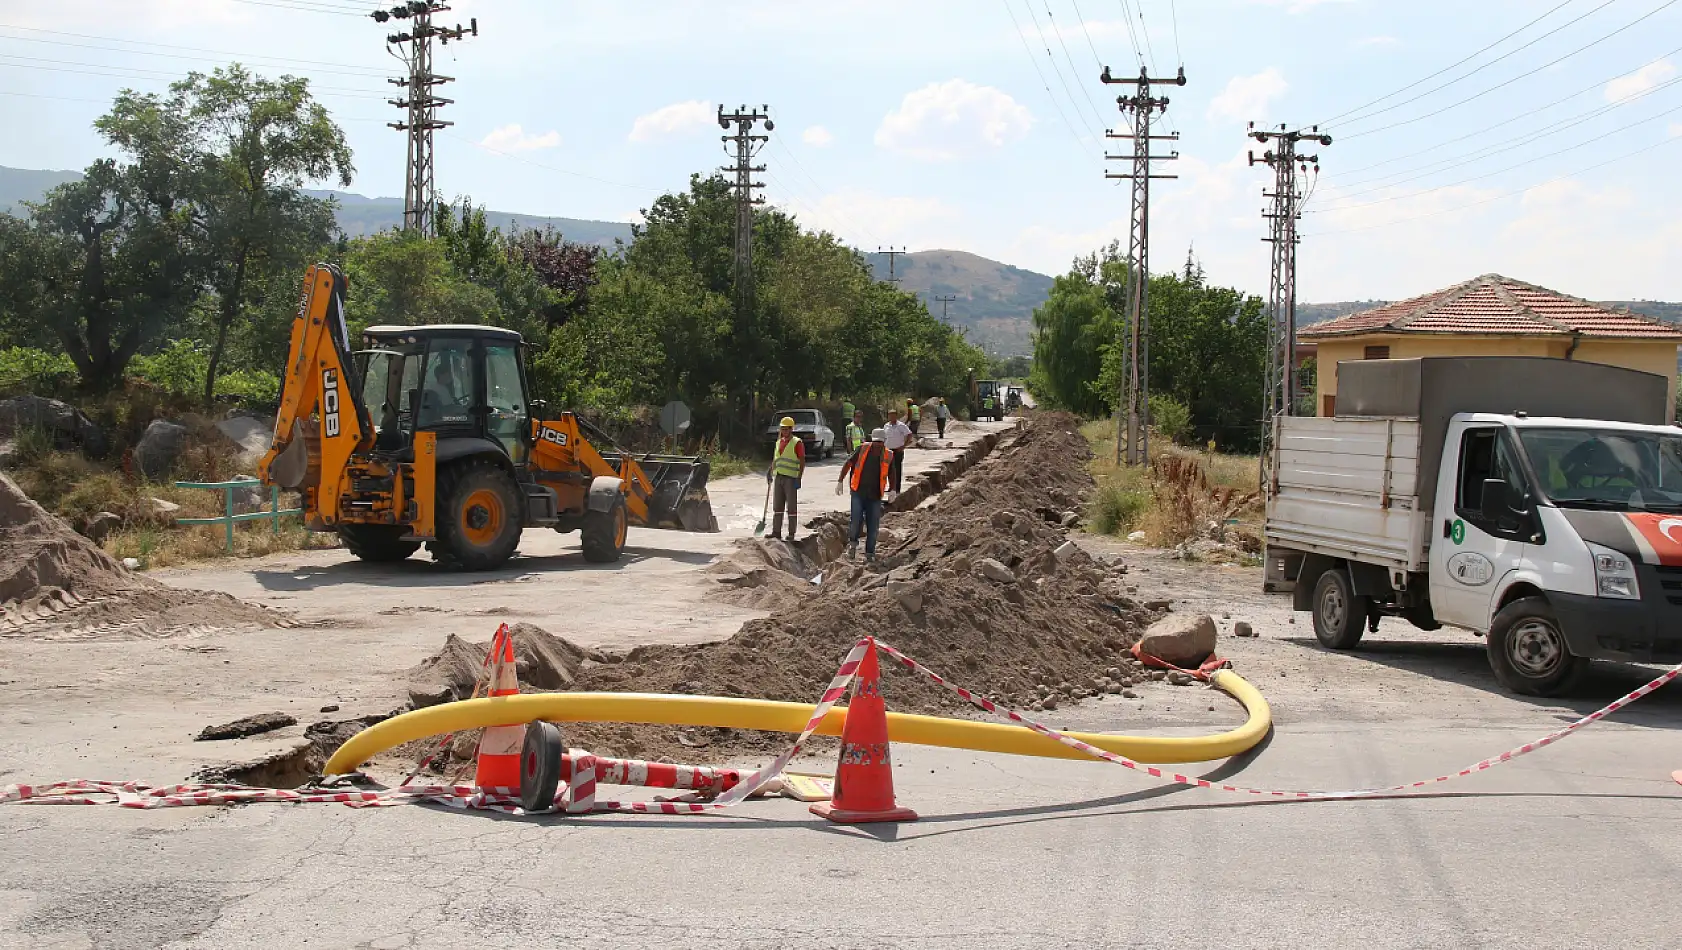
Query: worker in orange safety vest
[[836, 427, 891, 561]]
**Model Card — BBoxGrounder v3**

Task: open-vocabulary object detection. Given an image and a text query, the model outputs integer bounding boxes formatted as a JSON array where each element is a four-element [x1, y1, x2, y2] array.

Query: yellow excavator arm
[[258, 263, 372, 526]]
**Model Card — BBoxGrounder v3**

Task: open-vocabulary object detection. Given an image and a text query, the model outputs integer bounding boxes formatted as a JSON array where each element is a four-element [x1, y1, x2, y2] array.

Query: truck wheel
[[1312, 569, 1368, 649], [1486, 597, 1584, 697], [338, 524, 421, 563], [433, 460, 522, 571], [580, 492, 628, 563]]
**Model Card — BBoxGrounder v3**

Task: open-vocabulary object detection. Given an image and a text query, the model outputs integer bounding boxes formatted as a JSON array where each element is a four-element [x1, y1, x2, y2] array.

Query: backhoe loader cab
[[260, 263, 718, 572]]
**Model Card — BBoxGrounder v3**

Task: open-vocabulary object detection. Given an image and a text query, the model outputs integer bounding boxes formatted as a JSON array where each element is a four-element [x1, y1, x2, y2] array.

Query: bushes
[[1087, 477, 1149, 534], [0, 348, 78, 396], [125, 340, 279, 406], [1148, 393, 1192, 445]]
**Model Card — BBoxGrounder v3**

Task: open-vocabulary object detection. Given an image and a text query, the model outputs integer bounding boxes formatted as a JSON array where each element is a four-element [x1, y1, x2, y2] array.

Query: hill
[[0, 165, 634, 248], [864, 249, 1050, 356]]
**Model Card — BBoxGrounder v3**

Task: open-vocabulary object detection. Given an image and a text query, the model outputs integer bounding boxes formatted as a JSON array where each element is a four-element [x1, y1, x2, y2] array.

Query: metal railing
[[172, 477, 302, 552]]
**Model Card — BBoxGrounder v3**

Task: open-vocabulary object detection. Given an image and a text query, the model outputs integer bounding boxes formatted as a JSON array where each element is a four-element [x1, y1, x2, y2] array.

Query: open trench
[[203, 421, 1030, 788]]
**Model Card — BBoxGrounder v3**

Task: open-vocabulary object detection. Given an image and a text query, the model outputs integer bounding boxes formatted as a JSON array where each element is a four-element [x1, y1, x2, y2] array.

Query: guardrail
[[172, 477, 302, 552]]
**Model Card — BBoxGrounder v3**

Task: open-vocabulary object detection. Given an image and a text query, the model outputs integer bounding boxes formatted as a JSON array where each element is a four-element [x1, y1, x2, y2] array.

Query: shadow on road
[[252, 545, 716, 591], [1276, 635, 1682, 730]]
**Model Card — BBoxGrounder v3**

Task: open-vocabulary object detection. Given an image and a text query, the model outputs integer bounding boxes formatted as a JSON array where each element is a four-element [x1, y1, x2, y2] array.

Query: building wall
[[1311, 334, 1679, 422]]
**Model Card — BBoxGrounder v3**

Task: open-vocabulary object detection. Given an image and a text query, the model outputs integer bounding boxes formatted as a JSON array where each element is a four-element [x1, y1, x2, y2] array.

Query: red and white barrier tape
[[3, 637, 1676, 814]]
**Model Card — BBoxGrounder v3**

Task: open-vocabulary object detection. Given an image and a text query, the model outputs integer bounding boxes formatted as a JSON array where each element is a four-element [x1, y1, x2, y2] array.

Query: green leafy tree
[[96, 64, 352, 405], [1029, 251, 1119, 416]]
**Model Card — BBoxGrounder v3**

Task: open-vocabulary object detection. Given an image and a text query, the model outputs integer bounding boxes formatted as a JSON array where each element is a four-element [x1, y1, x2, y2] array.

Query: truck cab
[[1265, 357, 1681, 696]]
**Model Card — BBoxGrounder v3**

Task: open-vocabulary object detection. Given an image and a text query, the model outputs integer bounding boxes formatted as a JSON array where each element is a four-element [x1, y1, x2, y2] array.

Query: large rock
[[1138, 612, 1218, 667], [215, 414, 274, 468], [0, 395, 106, 457], [133, 419, 189, 480]]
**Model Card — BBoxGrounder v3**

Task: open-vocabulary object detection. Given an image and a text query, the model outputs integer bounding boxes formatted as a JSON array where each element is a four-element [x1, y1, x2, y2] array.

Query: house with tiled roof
[[1299, 274, 1682, 422]]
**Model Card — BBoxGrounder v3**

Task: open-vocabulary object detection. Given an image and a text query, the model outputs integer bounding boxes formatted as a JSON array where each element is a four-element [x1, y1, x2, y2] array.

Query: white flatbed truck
[[1264, 357, 1682, 696]]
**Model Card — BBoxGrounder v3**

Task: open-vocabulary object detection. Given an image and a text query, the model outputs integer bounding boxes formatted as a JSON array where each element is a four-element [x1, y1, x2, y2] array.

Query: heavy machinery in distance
[[259, 263, 718, 571]]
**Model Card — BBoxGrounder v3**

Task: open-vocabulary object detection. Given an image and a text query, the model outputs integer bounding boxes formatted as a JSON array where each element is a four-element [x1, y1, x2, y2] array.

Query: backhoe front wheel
[[580, 493, 628, 563], [338, 524, 422, 563], [433, 460, 523, 571]]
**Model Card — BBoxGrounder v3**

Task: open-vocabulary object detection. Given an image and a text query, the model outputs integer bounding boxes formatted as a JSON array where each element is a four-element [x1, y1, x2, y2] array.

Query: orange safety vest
[[850, 443, 891, 494]]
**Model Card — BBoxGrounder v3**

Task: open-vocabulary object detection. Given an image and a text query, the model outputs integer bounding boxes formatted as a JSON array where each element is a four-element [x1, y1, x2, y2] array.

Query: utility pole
[[374, 2, 476, 237], [718, 105, 772, 422], [877, 246, 907, 284], [1250, 123, 1330, 493], [933, 293, 957, 321], [1101, 65, 1185, 466]]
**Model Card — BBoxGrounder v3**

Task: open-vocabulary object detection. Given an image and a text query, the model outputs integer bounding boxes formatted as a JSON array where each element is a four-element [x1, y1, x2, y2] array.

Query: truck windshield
[[1516, 427, 1682, 512]]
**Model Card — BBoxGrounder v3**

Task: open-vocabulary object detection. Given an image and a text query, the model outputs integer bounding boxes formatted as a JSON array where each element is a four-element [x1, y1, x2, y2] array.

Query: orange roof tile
[[1299, 274, 1682, 340]]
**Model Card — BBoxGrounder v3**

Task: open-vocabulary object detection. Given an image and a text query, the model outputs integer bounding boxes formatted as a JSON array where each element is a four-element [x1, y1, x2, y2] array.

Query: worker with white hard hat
[[837, 427, 892, 562]]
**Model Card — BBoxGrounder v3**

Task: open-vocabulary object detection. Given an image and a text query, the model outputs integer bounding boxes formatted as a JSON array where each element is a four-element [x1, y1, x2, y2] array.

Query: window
[[1456, 427, 1531, 534], [1363, 345, 1391, 360], [484, 344, 527, 463], [415, 339, 479, 430]]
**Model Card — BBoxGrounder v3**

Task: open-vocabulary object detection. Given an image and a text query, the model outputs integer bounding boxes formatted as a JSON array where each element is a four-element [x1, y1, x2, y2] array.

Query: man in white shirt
[[881, 408, 913, 495]]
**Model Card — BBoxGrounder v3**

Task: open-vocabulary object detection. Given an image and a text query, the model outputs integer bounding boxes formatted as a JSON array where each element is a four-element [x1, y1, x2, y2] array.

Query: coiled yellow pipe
[[324, 669, 1270, 775]]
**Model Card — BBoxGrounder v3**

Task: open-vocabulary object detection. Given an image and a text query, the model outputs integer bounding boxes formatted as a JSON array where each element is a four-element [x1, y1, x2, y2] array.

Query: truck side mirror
[[1479, 478, 1508, 522]]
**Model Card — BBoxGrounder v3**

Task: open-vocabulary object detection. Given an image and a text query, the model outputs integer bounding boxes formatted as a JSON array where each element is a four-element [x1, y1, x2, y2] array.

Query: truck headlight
[[1588, 542, 1640, 600]]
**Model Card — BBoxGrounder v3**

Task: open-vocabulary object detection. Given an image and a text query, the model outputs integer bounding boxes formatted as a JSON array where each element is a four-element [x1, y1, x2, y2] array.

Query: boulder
[[977, 558, 1016, 584], [1234, 621, 1255, 638], [81, 511, 122, 544], [0, 395, 106, 456], [1053, 540, 1080, 563], [1138, 613, 1218, 667], [215, 414, 274, 467], [134, 419, 189, 480], [1060, 511, 1080, 528]]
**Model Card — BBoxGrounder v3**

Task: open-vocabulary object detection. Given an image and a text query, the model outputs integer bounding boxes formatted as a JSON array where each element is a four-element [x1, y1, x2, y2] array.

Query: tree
[[1029, 252, 1118, 417], [97, 64, 352, 405], [0, 160, 198, 390], [506, 226, 600, 327]]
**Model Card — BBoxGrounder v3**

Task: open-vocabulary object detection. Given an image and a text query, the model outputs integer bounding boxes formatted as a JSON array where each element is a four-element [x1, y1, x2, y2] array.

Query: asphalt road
[[3, 430, 1680, 949]]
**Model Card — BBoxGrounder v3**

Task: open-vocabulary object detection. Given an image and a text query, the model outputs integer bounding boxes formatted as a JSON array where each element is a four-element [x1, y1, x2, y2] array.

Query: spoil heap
[[404, 413, 1163, 766], [0, 472, 295, 638]]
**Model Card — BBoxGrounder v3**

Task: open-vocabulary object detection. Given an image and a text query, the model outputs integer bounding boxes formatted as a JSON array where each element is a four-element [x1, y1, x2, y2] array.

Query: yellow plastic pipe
[[324, 669, 1270, 775]]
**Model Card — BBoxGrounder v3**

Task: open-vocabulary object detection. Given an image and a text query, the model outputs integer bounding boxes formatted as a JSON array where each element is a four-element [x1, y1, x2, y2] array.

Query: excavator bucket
[[637, 455, 719, 533]]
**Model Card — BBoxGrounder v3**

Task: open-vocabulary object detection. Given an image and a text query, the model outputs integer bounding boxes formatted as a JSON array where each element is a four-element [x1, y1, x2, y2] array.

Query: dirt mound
[[399, 413, 1163, 767], [406, 623, 603, 706], [0, 472, 297, 640]]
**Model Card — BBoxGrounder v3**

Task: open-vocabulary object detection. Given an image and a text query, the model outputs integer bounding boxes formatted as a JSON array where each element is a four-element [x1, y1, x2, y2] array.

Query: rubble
[[197, 712, 297, 741]]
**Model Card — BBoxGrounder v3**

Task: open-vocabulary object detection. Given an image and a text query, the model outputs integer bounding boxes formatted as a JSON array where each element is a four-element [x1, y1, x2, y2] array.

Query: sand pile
[[402, 413, 1165, 766], [0, 472, 298, 639]]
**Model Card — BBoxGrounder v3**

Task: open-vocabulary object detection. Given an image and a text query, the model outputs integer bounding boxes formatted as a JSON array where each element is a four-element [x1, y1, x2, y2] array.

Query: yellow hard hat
[[779, 416, 795, 427]]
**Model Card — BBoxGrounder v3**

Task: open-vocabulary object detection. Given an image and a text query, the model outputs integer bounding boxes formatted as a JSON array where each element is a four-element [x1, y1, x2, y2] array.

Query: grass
[[691, 435, 759, 479], [1079, 418, 1263, 550]]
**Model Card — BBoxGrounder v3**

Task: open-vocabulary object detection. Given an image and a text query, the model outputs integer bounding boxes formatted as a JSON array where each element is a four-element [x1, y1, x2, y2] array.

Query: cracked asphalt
[[3, 437, 1681, 947]]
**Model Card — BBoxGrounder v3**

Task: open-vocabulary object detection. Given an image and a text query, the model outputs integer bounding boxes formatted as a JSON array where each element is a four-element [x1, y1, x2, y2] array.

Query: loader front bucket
[[638, 455, 719, 533]]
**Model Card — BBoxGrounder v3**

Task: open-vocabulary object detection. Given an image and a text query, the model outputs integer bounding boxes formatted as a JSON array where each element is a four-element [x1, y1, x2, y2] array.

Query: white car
[[764, 409, 836, 460]]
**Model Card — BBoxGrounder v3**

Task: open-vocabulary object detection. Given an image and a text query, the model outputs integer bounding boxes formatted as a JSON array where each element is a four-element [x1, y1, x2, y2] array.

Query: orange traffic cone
[[474, 626, 523, 792], [810, 638, 918, 824]]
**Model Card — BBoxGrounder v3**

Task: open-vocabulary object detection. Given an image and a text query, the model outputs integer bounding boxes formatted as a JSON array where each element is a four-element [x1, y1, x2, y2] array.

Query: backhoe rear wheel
[[338, 524, 422, 563], [433, 459, 523, 571], [580, 493, 628, 563]]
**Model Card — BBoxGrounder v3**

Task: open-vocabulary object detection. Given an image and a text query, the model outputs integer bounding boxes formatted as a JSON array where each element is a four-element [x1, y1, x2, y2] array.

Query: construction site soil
[[0, 473, 299, 642], [398, 414, 1170, 769]]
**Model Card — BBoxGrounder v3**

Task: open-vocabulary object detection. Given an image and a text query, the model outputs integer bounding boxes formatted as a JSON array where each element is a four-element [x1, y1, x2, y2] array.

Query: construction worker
[[845, 409, 866, 455], [766, 416, 806, 541], [836, 427, 891, 561], [906, 398, 921, 435], [935, 396, 950, 439], [882, 408, 913, 496], [419, 352, 469, 426], [841, 397, 855, 425]]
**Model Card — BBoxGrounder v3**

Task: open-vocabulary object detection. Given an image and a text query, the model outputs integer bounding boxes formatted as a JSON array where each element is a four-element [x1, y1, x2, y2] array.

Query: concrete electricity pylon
[[718, 105, 772, 417], [374, 1, 477, 236], [932, 293, 957, 321], [1101, 65, 1185, 466], [1249, 123, 1330, 492], [877, 246, 907, 284]]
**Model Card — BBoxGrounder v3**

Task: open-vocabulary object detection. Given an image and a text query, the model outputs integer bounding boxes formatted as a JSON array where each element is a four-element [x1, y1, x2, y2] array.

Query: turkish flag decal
[[1624, 513, 1682, 567]]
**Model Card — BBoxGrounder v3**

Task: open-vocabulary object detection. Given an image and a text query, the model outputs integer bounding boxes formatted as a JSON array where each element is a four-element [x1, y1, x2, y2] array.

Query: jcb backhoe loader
[[258, 263, 718, 570]]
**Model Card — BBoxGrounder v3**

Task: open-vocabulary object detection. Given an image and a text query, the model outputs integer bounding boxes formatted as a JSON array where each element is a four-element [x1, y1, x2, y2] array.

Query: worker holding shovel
[[766, 416, 806, 541], [837, 428, 891, 562]]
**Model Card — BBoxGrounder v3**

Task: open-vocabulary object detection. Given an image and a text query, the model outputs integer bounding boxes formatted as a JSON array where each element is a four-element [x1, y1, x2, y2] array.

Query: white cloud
[[479, 124, 561, 152], [875, 79, 1033, 162], [1207, 68, 1288, 124], [772, 190, 962, 248], [1604, 60, 1676, 103], [1354, 35, 1402, 49], [627, 100, 714, 144], [802, 125, 835, 147]]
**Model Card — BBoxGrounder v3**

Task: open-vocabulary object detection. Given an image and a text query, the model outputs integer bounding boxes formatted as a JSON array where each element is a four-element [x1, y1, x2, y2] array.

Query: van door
[[1428, 424, 1532, 630]]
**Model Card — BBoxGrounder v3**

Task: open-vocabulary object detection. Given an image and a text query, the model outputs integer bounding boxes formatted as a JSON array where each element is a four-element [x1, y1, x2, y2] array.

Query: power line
[[1314, 0, 1574, 127], [0, 32, 390, 79], [1314, 99, 1682, 213], [1020, 0, 1103, 137], [1169, 0, 1182, 65], [1001, 0, 1093, 154], [766, 136, 885, 248], [1327, 41, 1682, 180], [1302, 132, 1682, 237], [1068, 0, 1109, 66], [1330, 0, 1624, 133], [224, 0, 373, 16], [0, 24, 388, 74], [1043, 3, 1112, 132], [0, 55, 388, 96], [439, 130, 661, 192], [1335, 0, 1682, 142], [378, 1, 478, 235]]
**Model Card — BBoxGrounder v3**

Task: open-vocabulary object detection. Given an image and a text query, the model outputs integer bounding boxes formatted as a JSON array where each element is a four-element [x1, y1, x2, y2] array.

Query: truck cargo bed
[[1266, 416, 1423, 571]]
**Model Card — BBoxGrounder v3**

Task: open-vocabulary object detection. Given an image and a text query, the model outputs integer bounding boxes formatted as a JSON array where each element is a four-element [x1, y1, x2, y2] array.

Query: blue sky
[[2, 0, 1679, 302]]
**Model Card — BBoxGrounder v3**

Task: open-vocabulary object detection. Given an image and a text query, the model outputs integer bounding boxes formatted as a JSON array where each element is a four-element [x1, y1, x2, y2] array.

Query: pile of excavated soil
[[0, 473, 299, 640], [397, 414, 1169, 768]]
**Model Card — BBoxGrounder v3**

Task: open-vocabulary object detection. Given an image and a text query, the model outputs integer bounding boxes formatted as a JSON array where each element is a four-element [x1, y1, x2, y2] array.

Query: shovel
[[753, 474, 773, 536]]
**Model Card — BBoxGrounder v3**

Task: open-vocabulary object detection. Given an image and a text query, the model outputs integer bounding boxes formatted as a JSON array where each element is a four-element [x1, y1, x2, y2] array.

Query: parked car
[[763, 409, 836, 460]]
